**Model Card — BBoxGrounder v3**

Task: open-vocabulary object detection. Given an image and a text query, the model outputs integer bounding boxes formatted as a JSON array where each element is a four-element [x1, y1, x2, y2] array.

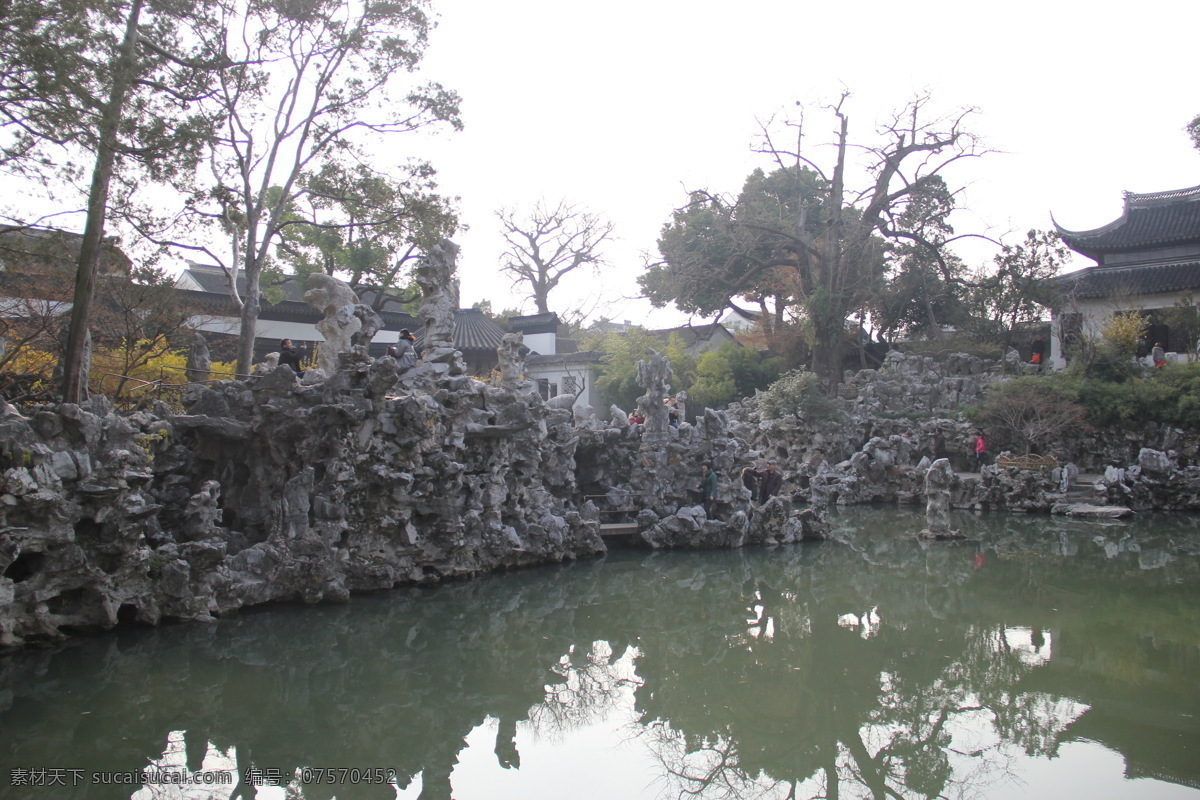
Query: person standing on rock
[[741, 466, 759, 504], [973, 431, 987, 469], [757, 460, 784, 503], [696, 464, 719, 519], [279, 339, 307, 375]]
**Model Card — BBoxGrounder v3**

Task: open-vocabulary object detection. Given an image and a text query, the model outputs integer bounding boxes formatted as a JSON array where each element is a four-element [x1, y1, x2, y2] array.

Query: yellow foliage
[[1102, 311, 1149, 355], [4, 347, 58, 376], [2, 338, 238, 406]]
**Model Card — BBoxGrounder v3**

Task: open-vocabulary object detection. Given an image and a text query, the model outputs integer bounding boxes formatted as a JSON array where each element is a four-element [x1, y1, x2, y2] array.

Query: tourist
[[278, 339, 307, 375], [757, 460, 784, 503], [628, 410, 645, 425], [392, 332, 418, 372], [741, 466, 759, 503], [1152, 342, 1166, 368], [974, 431, 987, 468], [696, 464, 718, 519], [665, 397, 680, 427], [1030, 336, 1045, 369]]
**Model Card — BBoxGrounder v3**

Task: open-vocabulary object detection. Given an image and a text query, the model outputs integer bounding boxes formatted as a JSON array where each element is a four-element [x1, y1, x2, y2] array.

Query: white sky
[[409, 0, 1200, 327]]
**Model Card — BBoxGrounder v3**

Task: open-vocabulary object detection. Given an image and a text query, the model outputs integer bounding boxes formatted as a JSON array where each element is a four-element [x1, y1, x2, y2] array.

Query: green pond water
[[2, 507, 1199, 800]]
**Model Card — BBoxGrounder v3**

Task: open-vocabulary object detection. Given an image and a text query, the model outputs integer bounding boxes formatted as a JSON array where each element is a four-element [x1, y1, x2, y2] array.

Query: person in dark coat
[[278, 339, 306, 375], [741, 467, 759, 503], [696, 464, 719, 519], [757, 460, 784, 503]]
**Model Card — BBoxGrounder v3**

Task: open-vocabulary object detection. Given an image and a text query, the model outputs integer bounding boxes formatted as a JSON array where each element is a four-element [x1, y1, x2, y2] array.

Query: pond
[[1, 507, 1198, 800]]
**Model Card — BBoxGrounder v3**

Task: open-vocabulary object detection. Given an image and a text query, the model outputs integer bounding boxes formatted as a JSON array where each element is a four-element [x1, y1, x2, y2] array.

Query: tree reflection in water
[[531, 641, 644, 739], [0, 508, 1197, 800]]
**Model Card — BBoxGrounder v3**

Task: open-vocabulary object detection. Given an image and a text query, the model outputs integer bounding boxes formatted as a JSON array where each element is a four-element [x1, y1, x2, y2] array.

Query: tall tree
[[497, 199, 614, 315], [273, 161, 458, 312], [963, 229, 1066, 355], [176, 0, 461, 375], [1, 0, 229, 401], [644, 94, 982, 388], [869, 175, 971, 341]]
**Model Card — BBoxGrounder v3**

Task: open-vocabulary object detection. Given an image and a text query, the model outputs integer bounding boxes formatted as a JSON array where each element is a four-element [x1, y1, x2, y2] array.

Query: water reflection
[[0, 509, 1197, 799]]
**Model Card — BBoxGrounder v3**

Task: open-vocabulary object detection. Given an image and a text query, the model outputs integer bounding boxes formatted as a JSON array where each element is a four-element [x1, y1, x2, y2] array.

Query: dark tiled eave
[[176, 288, 420, 328], [508, 312, 560, 334], [1056, 185, 1200, 258], [527, 350, 604, 367], [1056, 260, 1200, 300]]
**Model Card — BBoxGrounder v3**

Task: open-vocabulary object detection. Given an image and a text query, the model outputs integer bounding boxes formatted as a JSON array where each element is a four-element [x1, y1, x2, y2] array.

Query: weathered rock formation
[[726, 349, 1200, 515], [185, 333, 211, 384], [920, 459, 958, 538], [413, 239, 465, 378], [574, 350, 827, 549], [7, 339, 1200, 648], [303, 273, 363, 375], [0, 348, 611, 646]]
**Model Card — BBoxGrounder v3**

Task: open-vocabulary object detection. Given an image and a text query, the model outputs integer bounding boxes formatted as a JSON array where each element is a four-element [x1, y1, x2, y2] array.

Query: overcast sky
[[409, 0, 1200, 327]]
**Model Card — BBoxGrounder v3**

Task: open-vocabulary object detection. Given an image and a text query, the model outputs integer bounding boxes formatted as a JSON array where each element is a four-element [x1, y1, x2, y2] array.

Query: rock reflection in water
[[0, 508, 1197, 799]]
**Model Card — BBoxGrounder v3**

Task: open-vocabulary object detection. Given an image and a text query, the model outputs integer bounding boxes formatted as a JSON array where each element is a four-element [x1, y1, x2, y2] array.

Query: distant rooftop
[[176, 263, 506, 352]]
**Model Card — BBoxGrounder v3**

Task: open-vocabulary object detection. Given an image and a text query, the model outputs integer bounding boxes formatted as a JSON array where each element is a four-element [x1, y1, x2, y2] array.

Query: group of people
[[693, 460, 785, 520], [624, 397, 681, 426], [741, 461, 784, 504], [277, 328, 419, 378]]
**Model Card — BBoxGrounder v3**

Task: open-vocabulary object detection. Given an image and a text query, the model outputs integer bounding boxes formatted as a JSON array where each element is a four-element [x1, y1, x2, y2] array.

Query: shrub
[[757, 369, 841, 422], [1000, 362, 1200, 433], [1101, 311, 1149, 355], [973, 377, 1090, 453]]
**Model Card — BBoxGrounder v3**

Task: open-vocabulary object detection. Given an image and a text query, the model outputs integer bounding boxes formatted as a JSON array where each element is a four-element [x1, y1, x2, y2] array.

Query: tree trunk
[[60, 0, 144, 403], [235, 264, 260, 376]]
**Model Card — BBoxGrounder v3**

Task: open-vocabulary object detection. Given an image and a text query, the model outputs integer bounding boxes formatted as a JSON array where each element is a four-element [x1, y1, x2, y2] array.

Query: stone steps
[[1058, 473, 1105, 503]]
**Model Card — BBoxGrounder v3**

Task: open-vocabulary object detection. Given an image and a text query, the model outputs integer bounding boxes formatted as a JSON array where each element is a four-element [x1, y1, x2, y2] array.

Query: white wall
[[1051, 290, 1195, 368], [187, 314, 406, 345], [523, 330, 556, 355], [526, 362, 601, 411]]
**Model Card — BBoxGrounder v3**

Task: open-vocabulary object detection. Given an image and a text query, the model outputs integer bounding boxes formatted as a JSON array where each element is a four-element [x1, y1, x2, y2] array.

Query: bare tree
[[647, 92, 984, 390], [497, 199, 614, 316], [169, 0, 461, 376], [756, 93, 982, 385]]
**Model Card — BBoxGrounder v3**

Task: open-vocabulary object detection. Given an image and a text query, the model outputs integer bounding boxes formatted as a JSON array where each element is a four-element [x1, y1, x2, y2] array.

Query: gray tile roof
[[180, 265, 416, 314], [1056, 185, 1200, 259], [449, 308, 506, 351], [527, 350, 604, 366], [1057, 260, 1200, 299], [508, 312, 560, 333], [178, 265, 506, 352], [652, 322, 732, 348]]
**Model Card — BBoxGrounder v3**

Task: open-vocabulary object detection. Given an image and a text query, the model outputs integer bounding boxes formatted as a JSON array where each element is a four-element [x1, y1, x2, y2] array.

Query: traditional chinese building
[[177, 263, 505, 373], [1052, 184, 1200, 367]]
